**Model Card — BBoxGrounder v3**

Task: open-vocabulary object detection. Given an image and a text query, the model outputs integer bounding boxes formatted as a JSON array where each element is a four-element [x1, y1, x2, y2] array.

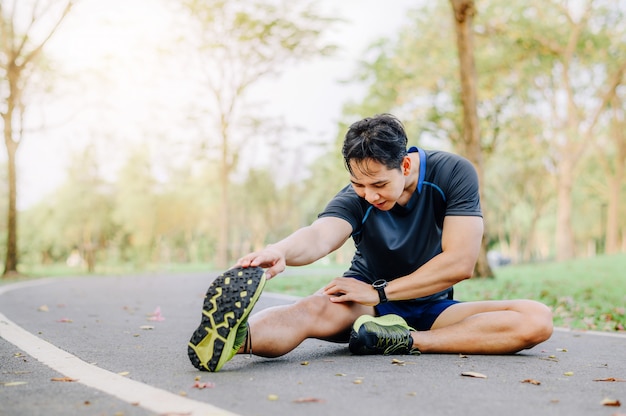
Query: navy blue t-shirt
[[318, 148, 482, 301]]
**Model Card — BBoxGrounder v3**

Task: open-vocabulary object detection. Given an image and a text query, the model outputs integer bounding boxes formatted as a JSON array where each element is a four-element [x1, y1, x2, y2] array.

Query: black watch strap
[[372, 279, 388, 304]]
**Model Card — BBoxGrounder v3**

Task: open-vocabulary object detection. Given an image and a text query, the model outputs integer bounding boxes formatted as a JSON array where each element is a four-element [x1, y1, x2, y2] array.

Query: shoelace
[[375, 326, 410, 354]]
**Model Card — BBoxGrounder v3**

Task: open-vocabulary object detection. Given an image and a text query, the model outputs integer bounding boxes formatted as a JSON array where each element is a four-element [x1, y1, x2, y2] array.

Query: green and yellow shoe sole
[[188, 266, 266, 372]]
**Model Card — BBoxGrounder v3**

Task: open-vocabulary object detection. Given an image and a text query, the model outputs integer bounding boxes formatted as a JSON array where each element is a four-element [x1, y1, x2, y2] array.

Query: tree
[[505, 0, 626, 260], [342, 2, 496, 275], [175, 0, 335, 268], [112, 149, 158, 266], [23, 146, 114, 273], [0, 0, 76, 276], [591, 92, 626, 254], [449, 0, 493, 277]]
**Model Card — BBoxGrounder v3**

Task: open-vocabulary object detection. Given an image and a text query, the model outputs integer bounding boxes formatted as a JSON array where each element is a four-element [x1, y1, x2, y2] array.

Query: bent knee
[[292, 294, 372, 336], [517, 300, 553, 347]]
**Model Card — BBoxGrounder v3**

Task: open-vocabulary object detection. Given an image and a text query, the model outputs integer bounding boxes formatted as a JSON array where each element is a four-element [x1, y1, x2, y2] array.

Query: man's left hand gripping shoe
[[188, 266, 266, 372]]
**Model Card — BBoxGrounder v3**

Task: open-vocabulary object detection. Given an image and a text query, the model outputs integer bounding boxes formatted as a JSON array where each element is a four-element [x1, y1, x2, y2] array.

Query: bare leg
[[243, 293, 374, 358], [412, 299, 553, 354]]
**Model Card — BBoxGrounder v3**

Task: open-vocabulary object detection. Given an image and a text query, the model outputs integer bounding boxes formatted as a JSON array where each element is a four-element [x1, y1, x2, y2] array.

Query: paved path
[[1, 273, 625, 416]]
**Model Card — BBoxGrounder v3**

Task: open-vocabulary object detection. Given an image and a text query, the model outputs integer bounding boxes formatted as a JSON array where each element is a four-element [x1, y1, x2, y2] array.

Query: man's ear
[[402, 156, 412, 176]]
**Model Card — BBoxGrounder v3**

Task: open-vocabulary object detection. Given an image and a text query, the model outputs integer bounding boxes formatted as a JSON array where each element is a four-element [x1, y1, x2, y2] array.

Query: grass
[[3, 254, 625, 332]]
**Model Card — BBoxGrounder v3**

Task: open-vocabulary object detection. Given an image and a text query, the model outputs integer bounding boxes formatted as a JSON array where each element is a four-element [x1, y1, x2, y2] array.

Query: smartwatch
[[372, 279, 388, 304]]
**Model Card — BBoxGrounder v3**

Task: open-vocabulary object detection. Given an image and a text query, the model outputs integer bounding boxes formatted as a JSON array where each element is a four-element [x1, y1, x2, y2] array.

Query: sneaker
[[349, 314, 421, 355], [188, 266, 266, 372]]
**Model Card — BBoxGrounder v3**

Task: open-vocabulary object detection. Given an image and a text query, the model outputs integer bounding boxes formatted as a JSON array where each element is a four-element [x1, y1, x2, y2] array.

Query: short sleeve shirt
[[318, 148, 482, 301]]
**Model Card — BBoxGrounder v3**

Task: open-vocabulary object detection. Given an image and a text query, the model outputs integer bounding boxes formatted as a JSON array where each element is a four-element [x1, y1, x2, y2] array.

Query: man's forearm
[[267, 226, 329, 267]]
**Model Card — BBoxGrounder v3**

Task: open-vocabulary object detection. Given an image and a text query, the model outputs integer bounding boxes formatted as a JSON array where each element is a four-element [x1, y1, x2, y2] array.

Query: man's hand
[[236, 246, 285, 279], [323, 277, 379, 306]]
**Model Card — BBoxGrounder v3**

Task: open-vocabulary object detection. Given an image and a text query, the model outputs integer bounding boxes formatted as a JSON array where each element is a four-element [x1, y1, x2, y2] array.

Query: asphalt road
[[1, 272, 625, 416]]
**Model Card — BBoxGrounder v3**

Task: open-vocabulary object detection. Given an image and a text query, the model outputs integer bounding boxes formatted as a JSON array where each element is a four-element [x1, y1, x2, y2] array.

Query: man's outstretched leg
[[188, 266, 266, 372], [243, 293, 374, 358]]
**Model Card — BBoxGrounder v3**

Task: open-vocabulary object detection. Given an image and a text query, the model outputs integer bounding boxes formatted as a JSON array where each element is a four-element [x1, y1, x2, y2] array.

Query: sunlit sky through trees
[[15, 0, 417, 209]]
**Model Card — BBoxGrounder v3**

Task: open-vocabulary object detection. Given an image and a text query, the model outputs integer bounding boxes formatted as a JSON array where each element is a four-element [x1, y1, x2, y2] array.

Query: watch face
[[372, 279, 387, 289]]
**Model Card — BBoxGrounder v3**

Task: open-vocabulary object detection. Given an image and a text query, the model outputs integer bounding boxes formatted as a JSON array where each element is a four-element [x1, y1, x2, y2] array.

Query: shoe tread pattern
[[188, 267, 264, 371]]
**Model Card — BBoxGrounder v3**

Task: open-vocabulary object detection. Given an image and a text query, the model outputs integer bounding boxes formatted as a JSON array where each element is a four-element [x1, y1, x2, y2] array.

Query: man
[[188, 113, 553, 372]]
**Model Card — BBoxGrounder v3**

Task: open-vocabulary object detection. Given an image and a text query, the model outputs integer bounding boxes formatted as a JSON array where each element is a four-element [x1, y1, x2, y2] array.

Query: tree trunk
[[215, 118, 231, 270], [2, 73, 20, 276], [4, 127, 19, 276], [605, 177, 620, 254], [555, 158, 575, 260], [450, 0, 494, 277]]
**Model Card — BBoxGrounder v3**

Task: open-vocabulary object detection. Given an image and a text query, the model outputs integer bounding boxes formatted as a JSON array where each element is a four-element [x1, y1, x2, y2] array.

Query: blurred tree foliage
[[339, 0, 626, 264], [3, 0, 626, 275]]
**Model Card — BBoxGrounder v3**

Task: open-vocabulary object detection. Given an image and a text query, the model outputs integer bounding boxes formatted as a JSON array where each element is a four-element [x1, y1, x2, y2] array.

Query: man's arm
[[323, 215, 483, 305], [237, 216, 353, 279], [385, 215, 483, 300]]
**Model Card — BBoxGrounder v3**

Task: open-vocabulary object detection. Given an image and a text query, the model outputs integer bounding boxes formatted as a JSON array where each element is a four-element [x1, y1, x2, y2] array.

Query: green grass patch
[[456, 253, 626, 332]]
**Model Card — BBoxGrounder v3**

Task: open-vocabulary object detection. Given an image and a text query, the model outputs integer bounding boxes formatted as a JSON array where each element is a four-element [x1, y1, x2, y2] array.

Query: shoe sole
[[188, 266, 266, 372]]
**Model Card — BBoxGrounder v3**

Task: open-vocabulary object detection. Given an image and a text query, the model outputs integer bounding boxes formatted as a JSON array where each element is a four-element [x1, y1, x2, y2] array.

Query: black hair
[[342, 113, 408, 175]]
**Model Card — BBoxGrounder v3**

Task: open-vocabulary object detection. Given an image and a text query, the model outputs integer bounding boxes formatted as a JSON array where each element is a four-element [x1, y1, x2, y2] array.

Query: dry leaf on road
[[601, 398, 621, 407], [461, 371, 487, 379], [147, 306, 165, 322], [1, 381, 27, 386], [51, 377, 77, 382], [521, 379, 541, 385], [192, 381, 215, 389], [293, 397, 324, 403]]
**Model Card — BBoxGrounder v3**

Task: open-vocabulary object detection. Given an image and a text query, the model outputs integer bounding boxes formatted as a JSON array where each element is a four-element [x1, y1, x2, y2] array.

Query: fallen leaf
[[267, 394, 279, 401], [458, 354, 468, 358], [300, 361, 309, 366], [335, 373, 346, 377], [594, 378, 626, 382], [293, 397, 324, 403], [51, 377, 77, 382], [147, 306, 165, 322], [37, 305, 49, 312], [192, 381, 215, 389], [461, 371, 487, 379], [117, 371, 130, 376], [1, 381, 27, 386], [353, 379, 363, 384], [601, 398, 621, 407], [391, 358, 405, 366], [556, 348, 568, 352], [563, 371, 574, 376], [57, 318, 73, 323], [521, 379, 541, 385], [139, 325, 154, 330]]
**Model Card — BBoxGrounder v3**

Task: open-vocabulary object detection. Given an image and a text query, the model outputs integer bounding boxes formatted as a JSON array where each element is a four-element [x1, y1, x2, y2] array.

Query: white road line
[[0, 312, 238, 416], [0, 278, 239, 416]]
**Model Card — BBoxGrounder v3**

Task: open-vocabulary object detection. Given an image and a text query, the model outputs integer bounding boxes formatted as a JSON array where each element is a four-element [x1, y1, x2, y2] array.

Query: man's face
[[348, 158, 407, 211]]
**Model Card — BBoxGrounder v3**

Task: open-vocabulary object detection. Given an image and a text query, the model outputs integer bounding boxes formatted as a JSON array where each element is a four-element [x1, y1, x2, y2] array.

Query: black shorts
[[348, 276, 459, 331]]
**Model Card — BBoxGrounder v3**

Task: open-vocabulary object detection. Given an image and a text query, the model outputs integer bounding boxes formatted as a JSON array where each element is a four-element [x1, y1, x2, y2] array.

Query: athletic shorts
[[348, 276, 460, 331]]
